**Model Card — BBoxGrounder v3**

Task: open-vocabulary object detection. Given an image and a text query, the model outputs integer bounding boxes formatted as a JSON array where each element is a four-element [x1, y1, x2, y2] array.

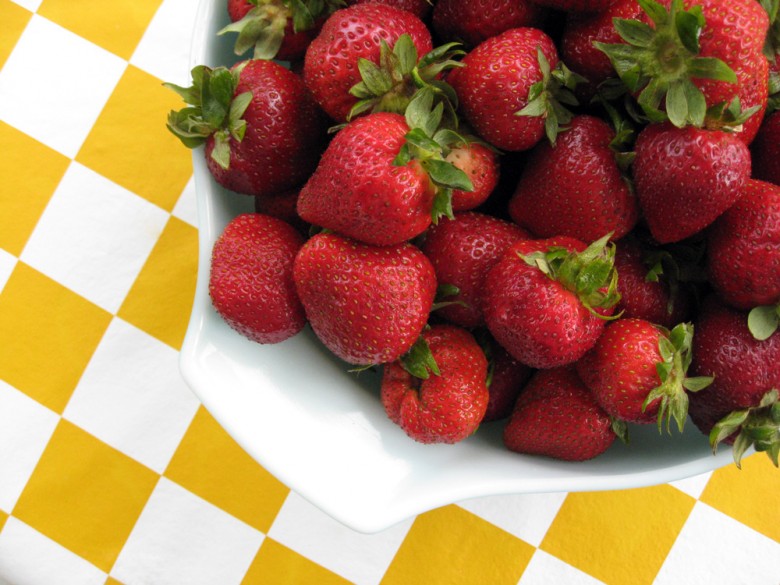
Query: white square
[[20, 162, 169, 313], [130, 0, 201, 86], [670, 471, 712, 500], [458, 492, 568, 547], [63, 317, 200, 473], [0, 380, 59, 512], [0, 249, 16, 295], [172, 174, 198, 228], [268, 492, 411, 585], [111, 478, 263, 585], [9, 0, 41, 12], [655, 502, 780, 585], [0, 517, 107, 585], [0, 15, 126, 158], [519, 550, 606, 585]]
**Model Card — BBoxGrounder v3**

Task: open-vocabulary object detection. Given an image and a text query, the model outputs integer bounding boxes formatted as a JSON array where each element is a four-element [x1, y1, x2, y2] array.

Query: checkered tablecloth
[[0, 1, 778, 583]]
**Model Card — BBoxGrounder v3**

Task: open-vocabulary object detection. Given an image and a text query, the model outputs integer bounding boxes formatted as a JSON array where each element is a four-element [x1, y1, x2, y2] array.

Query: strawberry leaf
[[747, 304, 780, 341], [400, 337, 440, 380]]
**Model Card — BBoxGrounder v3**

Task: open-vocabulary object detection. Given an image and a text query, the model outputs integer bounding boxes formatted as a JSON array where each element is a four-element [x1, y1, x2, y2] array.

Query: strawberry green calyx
[[611, 417, 630, 444], [520, 233, 622, 316], [761, 0, 780, 63], [516, 47, 586, 146], [393, 88, 474, 222], [219, 0, 341, 59], [595, 0, 738, 128], [349, 35, 465, 122], [747, 303, 780, 341], [704, 97, 762, 133], [644, 322, 713, 433], [710, 389, 780, 468], [400, 336, 440, 380], [164, 64, 252, 170]]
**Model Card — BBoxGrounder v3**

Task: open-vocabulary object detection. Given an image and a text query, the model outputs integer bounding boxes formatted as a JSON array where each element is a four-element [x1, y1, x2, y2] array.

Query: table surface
[[0, 1, 778, 584]]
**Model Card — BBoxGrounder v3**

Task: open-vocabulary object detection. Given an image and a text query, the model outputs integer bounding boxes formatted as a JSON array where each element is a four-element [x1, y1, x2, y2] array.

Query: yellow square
[[105, 578, 125, 585], [0, 121, 70, 256], [700, 454, 780, 542], [541, 486, 695, 585], [12, 420, 159, 572], [242, 538, 352, 585], [164, 407, 290, 534], [382, 505, 534, 585], [37, 0, 161, 60], [0, 0, 31, 71], [0, 263, 111, 413], [117, 216, 197, 350], [0, 509, 7, 532], [76, 65, 194, 212]]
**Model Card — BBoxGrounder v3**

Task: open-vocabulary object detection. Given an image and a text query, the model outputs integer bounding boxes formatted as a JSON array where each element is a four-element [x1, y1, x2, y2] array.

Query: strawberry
[[482, 234, 620, 369], [445, 142, 500, 212], [576, 319, 712, 430], [706, 179, 780, 313], [432, 0, 546, 50], [345, 0, 432, 18], [689, 297, 780, 467], [613, 237, 692, 328], [292, 232, 437, 365], [560, 0, 644, 99], [221, 0, 339, 61], [302, 3, 432, 122], [297, 94, 474, 246], [632, 122, 751, 244], [503, 366, 625, 462], [508, 115, 639, 243], [751, 110, 780, 186], [381, 325, 489, 444], [478, 332, 534, 423], [165, 60, 327, 197], [421, 212, 530, 329], [529, 0, 619, 11], [448, 27, 582, 151], [209, 213, 306, 344], [596, 0, 769, 142], [254, 188, 309, 234]]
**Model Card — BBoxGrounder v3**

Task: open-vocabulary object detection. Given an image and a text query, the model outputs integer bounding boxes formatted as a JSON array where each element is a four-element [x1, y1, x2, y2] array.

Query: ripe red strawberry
[[560, 0, 644, 99], [302, 3, 432, 122], [297, 106, 473, 246], [508, 115, 639, 243], [689, 297, 780, 466], [503, 366, 625, 461], [479, 332, 534, 423], [345, 0, 431, 18], [254, 188, 309, 234], [209, 213, 306, 344], [706, 179, 780, 311], [446, 142, 500, 212], [597, 0, 769, 142], [613, 237, 692, 328], [632, 122, 751, 244], [432, 0, 545, 50], [166, 60, 327, 197], [221, 0, 338, 61], [576, 319, 712, 430], [448, 27, 581, 151], [530, 0, 619, 11], [751, 110, 780, 186], [421, 212, 530, 328], [381, 325, 489, 443], [482, 234, 620, 369], [293, 232, 437, 365]]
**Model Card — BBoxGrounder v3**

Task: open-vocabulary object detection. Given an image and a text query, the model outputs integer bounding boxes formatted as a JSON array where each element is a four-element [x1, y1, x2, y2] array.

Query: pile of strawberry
[[166, 0, 780, 466]]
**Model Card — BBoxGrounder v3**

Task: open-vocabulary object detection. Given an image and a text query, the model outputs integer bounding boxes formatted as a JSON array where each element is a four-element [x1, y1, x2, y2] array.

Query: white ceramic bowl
[[179, 0, 733, 533]]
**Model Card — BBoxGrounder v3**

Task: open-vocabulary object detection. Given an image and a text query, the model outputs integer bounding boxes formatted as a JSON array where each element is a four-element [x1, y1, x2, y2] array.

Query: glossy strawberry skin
[[751, 111, 780, 186], [689, 297, 780, 439], [297, 112, 435, 246], [508, 115, 639, 242], [209, 213, 306, 344], [345, 0, 431, 18], [576, 318, 664, 424], [432, 0, 545, 50], [503, 366, 617, 461], [632, 123, 751, 244], [613, 238, 691, 328], [529, 0, 618, 11], [293, 232, 437, 365], [381, 325, 489, 444], [421, 212, 530, 328], [302, 3, 432, 122], [448, 27, 559, 151], [446, 143, 501, 212], [482, 237, 613, 369], [205, 60, 328, 197], [707, 179, 780, 310]]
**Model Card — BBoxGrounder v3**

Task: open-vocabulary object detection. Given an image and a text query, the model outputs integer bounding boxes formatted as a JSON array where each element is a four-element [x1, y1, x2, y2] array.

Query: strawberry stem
[[710, 389, 780, 468]]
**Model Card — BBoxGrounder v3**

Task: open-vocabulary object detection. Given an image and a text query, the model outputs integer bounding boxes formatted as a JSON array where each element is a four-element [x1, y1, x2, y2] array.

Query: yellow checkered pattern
[[0, 1, 778, 584]]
